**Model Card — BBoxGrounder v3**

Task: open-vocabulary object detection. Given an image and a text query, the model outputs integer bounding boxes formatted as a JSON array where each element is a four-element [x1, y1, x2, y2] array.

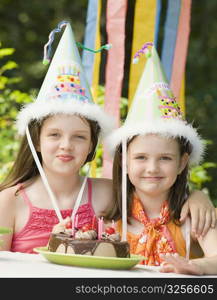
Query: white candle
[[112, 220, 116, 230]]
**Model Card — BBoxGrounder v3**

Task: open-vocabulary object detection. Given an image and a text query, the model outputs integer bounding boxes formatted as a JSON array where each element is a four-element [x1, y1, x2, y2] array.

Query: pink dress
[[11, 178, 95, 254]]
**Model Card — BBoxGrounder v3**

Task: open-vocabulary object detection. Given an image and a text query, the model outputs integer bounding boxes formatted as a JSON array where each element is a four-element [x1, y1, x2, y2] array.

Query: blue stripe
[[161, 0, 181, 82], [82, 0, 98, 85]]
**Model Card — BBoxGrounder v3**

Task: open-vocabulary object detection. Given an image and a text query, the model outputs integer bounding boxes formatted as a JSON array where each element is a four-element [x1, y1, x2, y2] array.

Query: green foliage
[[0, 45, 32, 182], [189, 162, 217, 191]]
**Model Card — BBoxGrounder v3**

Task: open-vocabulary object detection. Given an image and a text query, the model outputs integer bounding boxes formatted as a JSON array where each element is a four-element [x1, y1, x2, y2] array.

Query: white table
[[0, 251, 216, 278]]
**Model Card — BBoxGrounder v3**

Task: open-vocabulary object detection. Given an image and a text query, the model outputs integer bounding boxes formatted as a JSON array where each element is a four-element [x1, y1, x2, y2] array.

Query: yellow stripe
[[179, 75, 185, 117], [128, 0, 157, 107], [90, 0, 102, 178]]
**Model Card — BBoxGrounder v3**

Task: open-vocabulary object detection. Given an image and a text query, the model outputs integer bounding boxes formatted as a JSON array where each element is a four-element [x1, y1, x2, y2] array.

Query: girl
[[0, 25, 215, 254], [110, 134, 217, 275], [106, 44, 217, 275], [0, 21, 113, 253]]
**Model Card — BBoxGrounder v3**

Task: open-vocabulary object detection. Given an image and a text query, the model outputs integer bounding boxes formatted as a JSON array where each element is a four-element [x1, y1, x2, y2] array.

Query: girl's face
[[127, 134, 188, 198], [38, 114, 92, 176]]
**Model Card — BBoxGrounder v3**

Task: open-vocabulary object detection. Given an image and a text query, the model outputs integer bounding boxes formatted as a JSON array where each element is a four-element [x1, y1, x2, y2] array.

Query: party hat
[[15, 21, 114, 223], [107, 43, 204, 165], [16, 21, 114, 137]]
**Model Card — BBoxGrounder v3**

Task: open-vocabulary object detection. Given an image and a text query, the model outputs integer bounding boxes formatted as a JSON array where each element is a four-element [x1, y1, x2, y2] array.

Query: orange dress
[[116, 195, 204, 266], [117, 219, 201, 264]]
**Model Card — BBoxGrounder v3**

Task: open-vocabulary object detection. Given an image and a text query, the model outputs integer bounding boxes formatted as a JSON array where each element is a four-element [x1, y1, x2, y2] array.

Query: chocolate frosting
[[48, 233, 130, 258]]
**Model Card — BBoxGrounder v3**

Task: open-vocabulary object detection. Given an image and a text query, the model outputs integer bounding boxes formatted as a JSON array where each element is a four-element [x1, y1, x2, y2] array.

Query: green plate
[[0, 226, 12, 234], [34, 247, 146, 270]]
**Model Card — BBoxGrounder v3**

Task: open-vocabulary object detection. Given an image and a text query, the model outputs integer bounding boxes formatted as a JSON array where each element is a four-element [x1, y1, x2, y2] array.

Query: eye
[[75, 135, 86, 140], [160, 156, 172, 161], [48, 132, 60, 137], [135, 155, 146, 160]]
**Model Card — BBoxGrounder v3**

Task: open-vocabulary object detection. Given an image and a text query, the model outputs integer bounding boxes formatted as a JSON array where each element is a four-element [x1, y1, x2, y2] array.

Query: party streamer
[[161, 0, 181, 82], [90, 0, 102, 178], [82, 0, 98, 85], [102, 0, 127, 178], [82, 0, 102, 177], [128, 0, 157, 107], [170, 0, 192, 109], [154, 0, 162, 47]]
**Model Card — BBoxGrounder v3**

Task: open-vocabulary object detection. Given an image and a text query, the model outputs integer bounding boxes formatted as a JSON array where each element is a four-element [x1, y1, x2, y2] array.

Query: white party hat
[[16, 21, 114, 137], [107, 43, 204, 165]]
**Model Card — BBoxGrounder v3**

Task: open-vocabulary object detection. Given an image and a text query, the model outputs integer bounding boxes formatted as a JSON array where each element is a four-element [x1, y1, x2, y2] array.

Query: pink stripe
[[170, 0, 192, 99], [159, 105, 180, 112], [102, 0, 127, 178]]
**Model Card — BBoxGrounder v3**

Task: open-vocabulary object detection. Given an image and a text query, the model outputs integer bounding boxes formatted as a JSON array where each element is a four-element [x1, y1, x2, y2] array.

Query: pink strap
[[87, 178, 92, 204], [17, 184, 33, 209]]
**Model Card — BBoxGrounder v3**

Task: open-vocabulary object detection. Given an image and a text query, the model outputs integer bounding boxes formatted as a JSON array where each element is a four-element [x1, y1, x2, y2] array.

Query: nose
[[146, 158, 159, 174], [59, 137, 73, 150]]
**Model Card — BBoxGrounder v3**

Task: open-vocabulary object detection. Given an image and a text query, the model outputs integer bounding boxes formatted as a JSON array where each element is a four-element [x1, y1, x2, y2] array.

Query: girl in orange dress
[[106, 43, 217, 275]]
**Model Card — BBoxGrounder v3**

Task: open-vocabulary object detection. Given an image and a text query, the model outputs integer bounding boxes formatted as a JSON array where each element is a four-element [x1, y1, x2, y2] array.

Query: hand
[[160, 253, 203, 276], [180, 192, 216, 238]]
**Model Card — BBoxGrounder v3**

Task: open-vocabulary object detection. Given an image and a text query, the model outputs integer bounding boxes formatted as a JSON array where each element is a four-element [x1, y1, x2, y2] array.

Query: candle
[[111, 220, 116, 230], [74, 214, 78, 229], [71, 214, 78, 237], [98, 217, 104, 240], [71, 216, 75, 237]]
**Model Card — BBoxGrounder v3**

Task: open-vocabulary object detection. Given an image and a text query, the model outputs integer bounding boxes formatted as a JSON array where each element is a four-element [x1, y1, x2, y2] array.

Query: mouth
[[143, 177, 164, 181], [57, 154, 74, 162]]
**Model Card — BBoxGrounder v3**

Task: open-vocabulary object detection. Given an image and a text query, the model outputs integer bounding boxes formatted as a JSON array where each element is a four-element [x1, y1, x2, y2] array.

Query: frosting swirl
[[74, 230, 97, 240]]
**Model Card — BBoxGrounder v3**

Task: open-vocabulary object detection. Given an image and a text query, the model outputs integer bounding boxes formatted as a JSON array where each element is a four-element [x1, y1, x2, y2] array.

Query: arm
[[180, 190, 216, 237], [0, 187, 16, 251], [160, 219, 217, 275]]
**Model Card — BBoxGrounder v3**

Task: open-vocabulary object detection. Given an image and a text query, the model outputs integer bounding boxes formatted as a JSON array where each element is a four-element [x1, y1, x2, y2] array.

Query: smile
[[57, 155, 74, 162], [143, 177, 163, 181]]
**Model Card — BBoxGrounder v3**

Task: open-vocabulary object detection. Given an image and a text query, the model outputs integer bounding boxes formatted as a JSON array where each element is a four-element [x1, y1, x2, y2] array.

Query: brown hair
[[105, 135, 192, 223], [0, 115, 100, 192]]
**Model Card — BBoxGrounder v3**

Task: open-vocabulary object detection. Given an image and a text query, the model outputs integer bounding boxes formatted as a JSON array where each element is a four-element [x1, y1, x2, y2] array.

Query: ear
[[178, 153, 189, 174]]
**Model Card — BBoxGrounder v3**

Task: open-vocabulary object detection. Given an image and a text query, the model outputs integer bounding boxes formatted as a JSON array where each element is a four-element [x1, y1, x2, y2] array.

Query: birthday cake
[[48, 222, 130, 258]]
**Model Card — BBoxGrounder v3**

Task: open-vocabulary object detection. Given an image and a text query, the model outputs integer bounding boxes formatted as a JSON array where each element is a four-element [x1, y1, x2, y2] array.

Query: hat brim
[[16, 99, 115, 137], [106, 119, 205, 166]]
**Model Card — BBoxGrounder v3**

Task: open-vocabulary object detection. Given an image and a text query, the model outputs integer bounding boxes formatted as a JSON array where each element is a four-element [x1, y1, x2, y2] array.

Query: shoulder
[[0, 186, 17, 228], [0, 186, 18, 219], [0, 185, 18, 206], [89, 177, 113, 216]]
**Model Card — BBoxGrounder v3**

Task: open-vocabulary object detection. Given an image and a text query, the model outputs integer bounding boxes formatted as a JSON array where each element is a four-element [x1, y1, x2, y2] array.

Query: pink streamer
[[170, 0, 192, 99], [102, 0, 127, 178]]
